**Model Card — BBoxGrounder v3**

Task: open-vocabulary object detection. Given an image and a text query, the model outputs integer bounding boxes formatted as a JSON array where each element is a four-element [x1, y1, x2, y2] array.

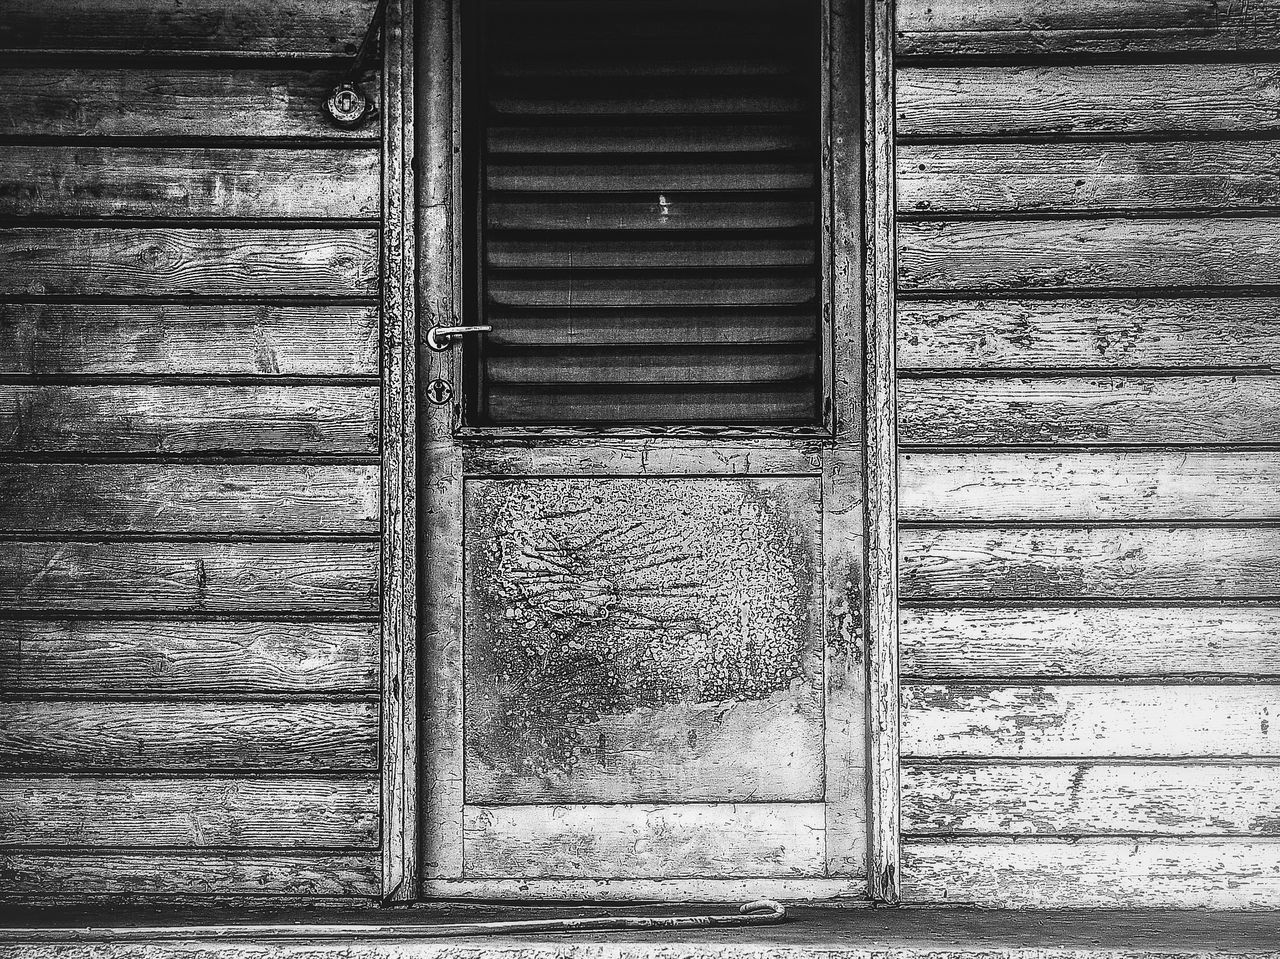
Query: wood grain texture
[[0, 701, 378, 770], [898, 142, 1280, 216], [0, 304, 378, 376], [0, 229, 378, 297], [896, 0, 1280, 57], [0, 385, 378, 455], [0, 776, 378, 847], [0, 541, 378, 613], [898, 376, 1280, 446], [0, 465, 379, 534], [897, 64, 1280, 138], [462, 804, 825, 879], [897, 298, 1280, 371], [900, 527, 1280, 600], [899, 452, 1280, 522], [898, 219, 1280, 292], [462, 441, 822, 477], [0, 147, 379, 219], [0, 68, 376, 139], [902, 838, 1280, 908], [463, 477, 824, 804], [902, 684, 1279, 758], [902, 763, 1280, 836], [900, 605, 1280, 679], [0, 620, 379, 694], [0, 0, 375, 54], [0, 852, 378, 898]]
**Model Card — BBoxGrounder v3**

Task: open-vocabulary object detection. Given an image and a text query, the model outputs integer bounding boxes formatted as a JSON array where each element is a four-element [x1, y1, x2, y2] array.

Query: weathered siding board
[[0, 148, 380, 219], [0, 776, 379, 847], [898, 298, 1280, 371], [0, 68, 376, 139], [0, 620, 380, 694], [897, 65, 1280, 138], [462, 804, 826, 879], [0, 229, 379, 297], [902, 685, 1279, 758], [898, 376, 1280, 447], [0, 702, 379, 771], [0, 304, 379, 376], [902, 839, 1280, 908], [900, 606, 1280, 679], [902, 762, 1280, 836]]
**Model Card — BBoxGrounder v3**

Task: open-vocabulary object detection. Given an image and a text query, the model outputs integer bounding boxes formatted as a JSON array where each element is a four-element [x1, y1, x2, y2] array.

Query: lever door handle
[[427, 324, 492, 351]]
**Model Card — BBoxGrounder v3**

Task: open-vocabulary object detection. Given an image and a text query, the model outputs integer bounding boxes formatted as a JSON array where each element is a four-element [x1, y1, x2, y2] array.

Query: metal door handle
[[427, 324, 492, 351]]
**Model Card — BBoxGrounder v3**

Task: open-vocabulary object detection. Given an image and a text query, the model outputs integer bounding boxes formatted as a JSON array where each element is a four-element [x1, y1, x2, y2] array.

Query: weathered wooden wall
[[0, 0, 383, 901], [894, 0, 1280, 908]]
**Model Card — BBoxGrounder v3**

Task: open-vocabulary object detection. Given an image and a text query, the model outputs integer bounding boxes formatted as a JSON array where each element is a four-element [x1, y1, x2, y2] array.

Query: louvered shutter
[[469, 0, 822, 426]]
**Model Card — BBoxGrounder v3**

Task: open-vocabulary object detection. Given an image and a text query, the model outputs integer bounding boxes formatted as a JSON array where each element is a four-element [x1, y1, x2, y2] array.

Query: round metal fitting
[[325, 82, 373, 129]]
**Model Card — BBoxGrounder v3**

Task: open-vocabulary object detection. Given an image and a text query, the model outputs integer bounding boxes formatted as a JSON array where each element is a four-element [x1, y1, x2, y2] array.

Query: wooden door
[[417, 0, 869, 902]]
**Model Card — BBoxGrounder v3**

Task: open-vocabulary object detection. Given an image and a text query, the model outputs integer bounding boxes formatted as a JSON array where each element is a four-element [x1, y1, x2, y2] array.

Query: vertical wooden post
[[865, 0, 900, 904], [381, 0, 419, 903]]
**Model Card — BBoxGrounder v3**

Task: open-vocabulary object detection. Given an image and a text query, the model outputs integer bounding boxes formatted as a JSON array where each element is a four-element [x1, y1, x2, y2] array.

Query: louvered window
[[465, 0, 822, 426]]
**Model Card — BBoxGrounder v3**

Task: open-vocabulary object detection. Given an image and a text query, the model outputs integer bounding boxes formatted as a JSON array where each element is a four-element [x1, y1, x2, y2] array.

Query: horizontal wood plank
[[0, 701, 378, 770], [0, 229, 378, 297], [0, 620, 379, 694], [0, 0, 372, 55], [0, 304, 378, 376], [0, 851, 377, 898], [898, 142, 1280, 216], [0, 541, 378, 613], [896, 0, 1280, 57], [0, 464, 379, 534], [462, 804, 825, 879], [898, 376, 1280, 446], [897, 297, 1280, 370], [902, 838, 1280, 908], [0, 68, 375, 139], [0, 147, 379, 219], [897, 64, 1280, 138], [903, 763, 1280, 836], [901, 605, 1280, 679], [0, 776, 378, 847], [0, 385, 378, 455], [898, 218, 1280, 292], [902, 684, 1279, 758], [899, 452, 1280, 522]]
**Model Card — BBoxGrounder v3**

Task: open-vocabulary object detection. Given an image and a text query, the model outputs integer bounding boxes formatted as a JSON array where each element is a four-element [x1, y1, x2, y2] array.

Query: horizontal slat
[[901, 605, 1280, 679], [898, 376, 1280, 446], [0, 701, 378, 770], [897, 297, 1280, 370], [0, 776, 378, 847], [897, 64, 1280, 138], [0, 851, 377, 898], [488, 307, 817, 347], [898, 218, 1280, 292], [902, 684, 1279, 758], [488, 272, 816, 307], [900, 527, 1280, 600], [0, 228, 378, 297], [0, 304, 378, 376], [0, 0, 375, 54], [898, 142, 1280, 215], [902, 838, 1280, 908], [0, 541, 378, 613], [899, 452, 1280, 522], [463, 804, 824, 879], [0, 619, 379, 694], [0, 147, 379, 219], [485, 385, 817, 424], [485, 346, 815, 386], [0, 464, 379, 533], [0, 68, 374, 139], [487, 197, 814, 231], [487, 235, 815, 268], [896, 0, 1280, 57], [903, 763, 1280, 836], [488, 160, 813, 192], [490, 81, 805, 117], [0, 385, 378, 455], [488, 122, 811, 154]]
